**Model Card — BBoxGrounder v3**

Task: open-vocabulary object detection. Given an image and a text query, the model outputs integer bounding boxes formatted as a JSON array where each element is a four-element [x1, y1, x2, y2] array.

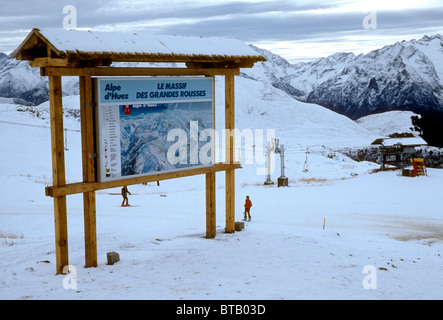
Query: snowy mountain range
[[0, 52, 79, 106], [243, 34, 443, 120], [1, 34, 443, 121]]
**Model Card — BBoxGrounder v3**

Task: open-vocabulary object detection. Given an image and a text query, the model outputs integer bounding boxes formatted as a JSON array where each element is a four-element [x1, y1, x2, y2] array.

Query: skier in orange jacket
[[121, 185, 132, 207], [243, 196, 252, 222]]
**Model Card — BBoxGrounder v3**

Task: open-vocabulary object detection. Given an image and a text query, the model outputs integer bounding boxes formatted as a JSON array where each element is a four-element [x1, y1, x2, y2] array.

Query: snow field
[[0, 77, 442, 300], [1, 169, 442, 299]]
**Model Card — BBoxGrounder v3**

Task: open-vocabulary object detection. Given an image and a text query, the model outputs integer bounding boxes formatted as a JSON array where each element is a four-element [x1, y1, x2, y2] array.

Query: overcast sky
[[2, 0, 443, 63]]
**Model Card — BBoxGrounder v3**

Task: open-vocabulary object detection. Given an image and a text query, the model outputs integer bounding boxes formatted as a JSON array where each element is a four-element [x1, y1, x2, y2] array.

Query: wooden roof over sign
[[371, 136, 427, 147], [12, 28, 266, 68]]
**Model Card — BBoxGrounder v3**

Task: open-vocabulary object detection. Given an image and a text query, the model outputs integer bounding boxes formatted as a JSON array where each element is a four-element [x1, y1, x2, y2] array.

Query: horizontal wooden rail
[[40, 66, 240, 77], [45, 163, 241, 197]]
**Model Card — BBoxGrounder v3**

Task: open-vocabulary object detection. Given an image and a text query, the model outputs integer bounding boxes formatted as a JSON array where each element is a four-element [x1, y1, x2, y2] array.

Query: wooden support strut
[[225, 74, 236, 233], [45, 163, 241, 197], [80, 75, 97, 268], [49, 76, 69, 275], [206, 75, 217, 239], [206, 171, 216, 239], [40, 66, 240, 77]]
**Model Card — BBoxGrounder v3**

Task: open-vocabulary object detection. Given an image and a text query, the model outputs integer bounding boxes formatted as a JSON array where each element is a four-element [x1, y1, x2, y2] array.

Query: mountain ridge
[[1, 34, 443, 126], [243, 34, 443, 120]]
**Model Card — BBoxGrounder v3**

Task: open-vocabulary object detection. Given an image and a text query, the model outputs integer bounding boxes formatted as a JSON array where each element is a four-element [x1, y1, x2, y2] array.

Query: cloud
[[94, 0, 338, 24], [1, 0, 443, 60], [0, 0, 340, 52], [0, 0, 339, 36], [377, 7, 443, 32], [147, 6, 443, 43]]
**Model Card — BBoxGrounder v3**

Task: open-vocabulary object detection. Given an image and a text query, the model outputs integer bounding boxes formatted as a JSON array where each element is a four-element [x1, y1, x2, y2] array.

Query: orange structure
[[410, 158, 427, 177]]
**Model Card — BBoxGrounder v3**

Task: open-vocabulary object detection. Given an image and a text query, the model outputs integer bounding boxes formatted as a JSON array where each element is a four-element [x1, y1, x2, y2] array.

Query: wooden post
[[206, 171, 216, 238], [205, 75, 217, 239], [80, 75, 97, 268], [225, 74, 236, 233], [49, 76, 69, 274]]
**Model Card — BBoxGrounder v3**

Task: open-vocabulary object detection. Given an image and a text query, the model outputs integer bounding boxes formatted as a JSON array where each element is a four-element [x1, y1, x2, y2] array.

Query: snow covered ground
[[0, 77, 442, 300]]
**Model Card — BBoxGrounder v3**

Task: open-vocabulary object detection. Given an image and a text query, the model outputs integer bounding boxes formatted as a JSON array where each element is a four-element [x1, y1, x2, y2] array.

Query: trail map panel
[[95, 77, 214, 182]]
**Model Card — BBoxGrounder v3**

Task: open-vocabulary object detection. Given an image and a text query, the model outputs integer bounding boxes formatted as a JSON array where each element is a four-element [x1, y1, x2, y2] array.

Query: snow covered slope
[[224, 77, 379, 149], [357, 111, 418, 137], [1, 76, 443, 300]]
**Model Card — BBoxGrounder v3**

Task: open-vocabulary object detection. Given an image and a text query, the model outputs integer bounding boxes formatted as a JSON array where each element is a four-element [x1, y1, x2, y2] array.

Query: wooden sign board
[[12, 28, 266, 274], [94, 77, 215, 182]]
